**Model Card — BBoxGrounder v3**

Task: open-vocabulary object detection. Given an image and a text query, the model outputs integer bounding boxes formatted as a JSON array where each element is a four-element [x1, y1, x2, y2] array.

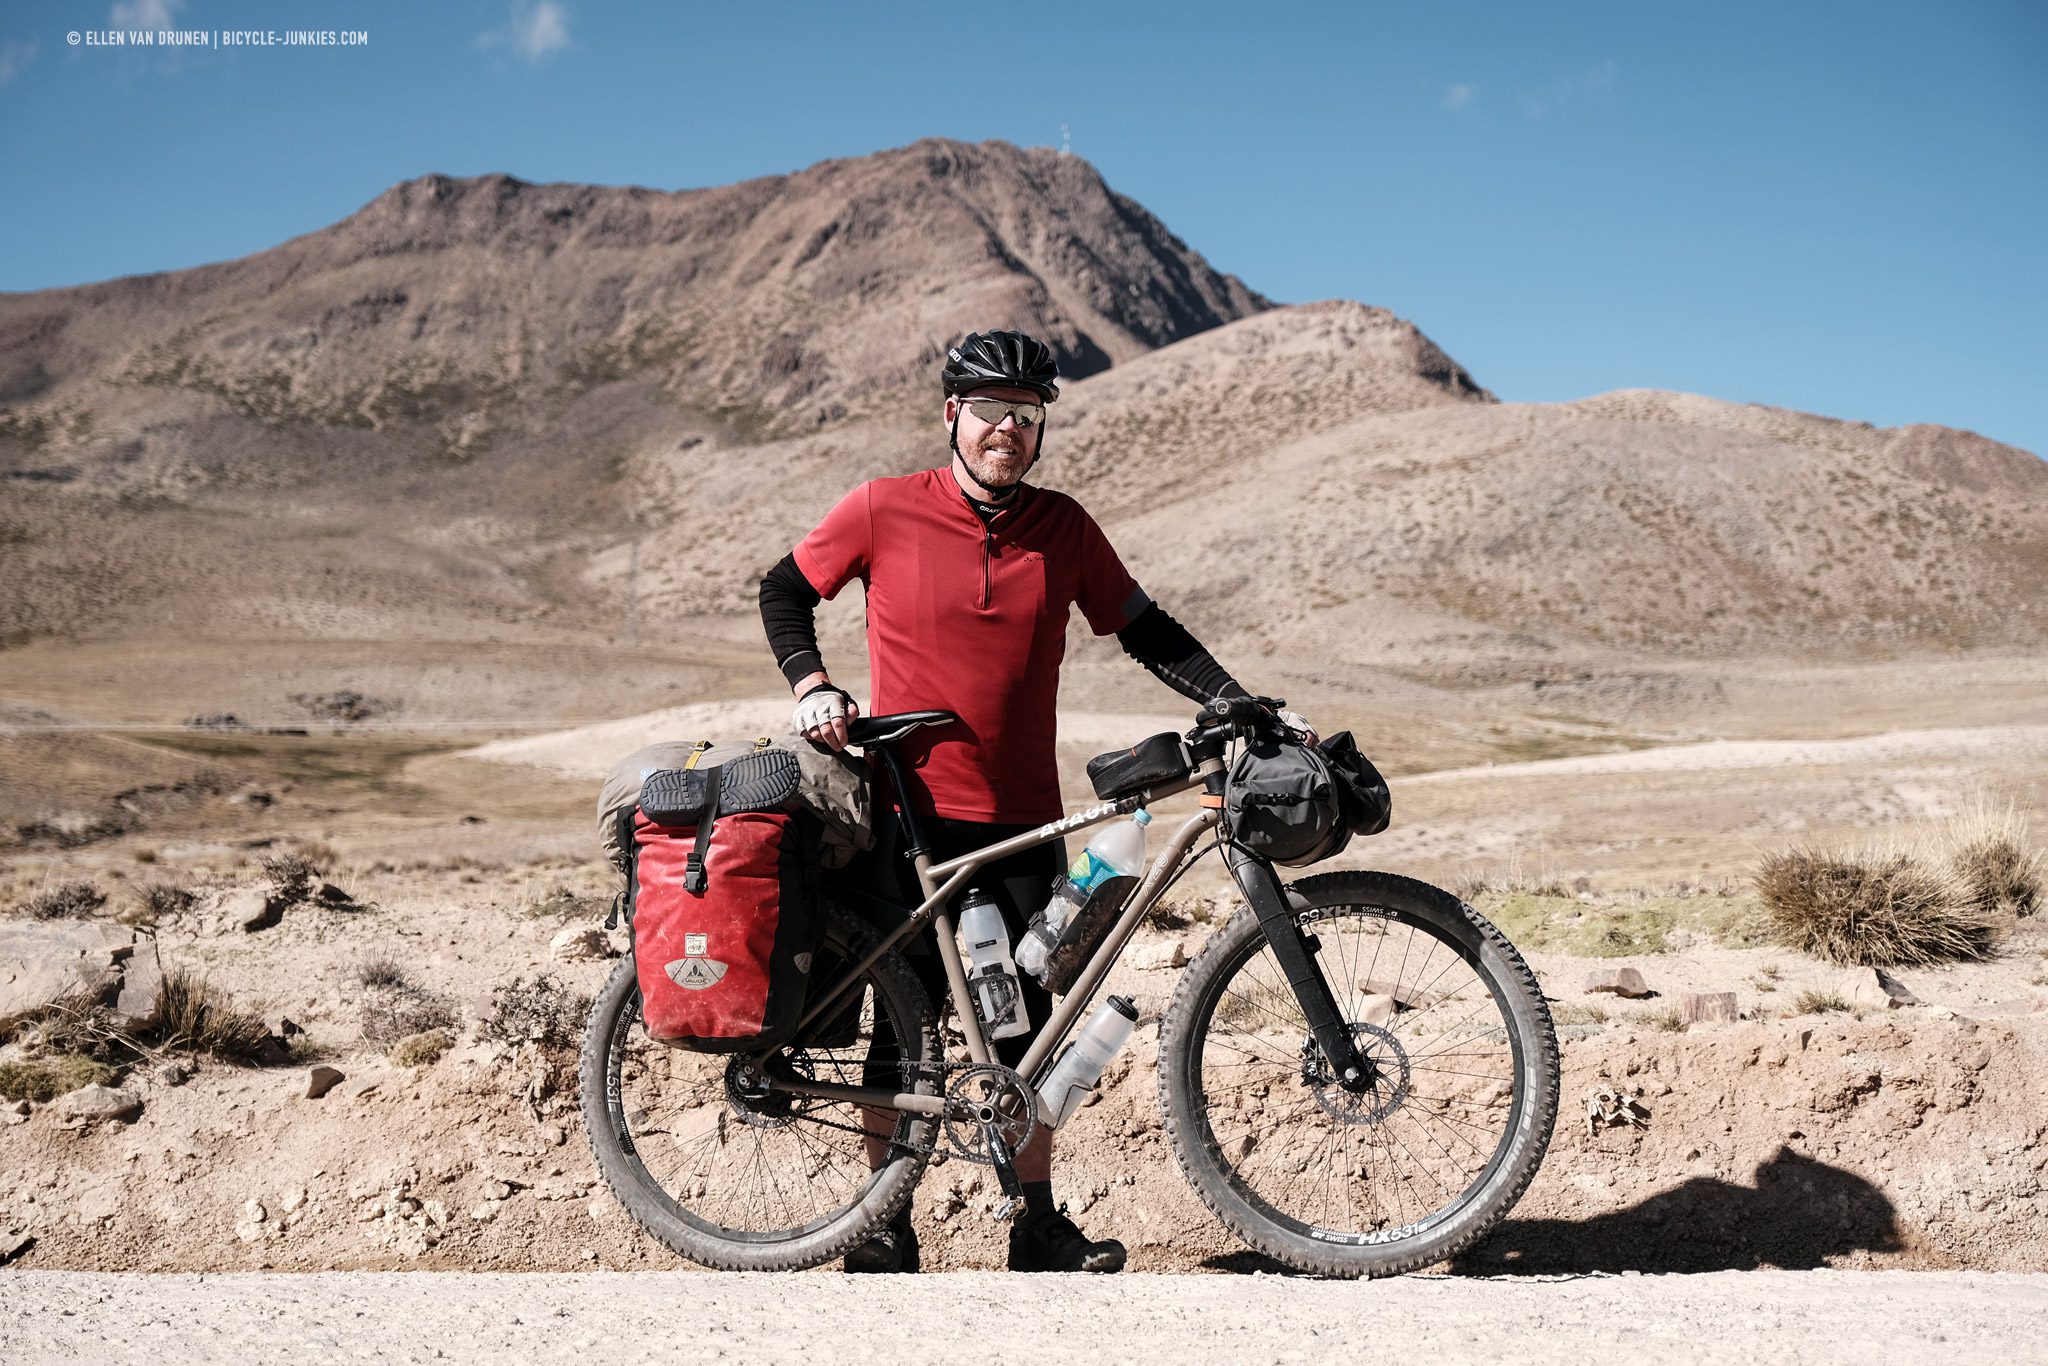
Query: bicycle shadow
[[1450, 1147, 1903, 1275]]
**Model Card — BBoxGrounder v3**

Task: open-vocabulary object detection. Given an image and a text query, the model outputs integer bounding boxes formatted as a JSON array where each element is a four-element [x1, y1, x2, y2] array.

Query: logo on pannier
[[684, 933, 708, 956], [666, 957, 728, 990]]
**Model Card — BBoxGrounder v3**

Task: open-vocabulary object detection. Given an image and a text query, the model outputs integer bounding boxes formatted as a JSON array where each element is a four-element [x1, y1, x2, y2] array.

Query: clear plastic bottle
[[1017, 810, 1151, 983], [959, 889, 1030, 1041], [1036, 995, 1139, 1127]]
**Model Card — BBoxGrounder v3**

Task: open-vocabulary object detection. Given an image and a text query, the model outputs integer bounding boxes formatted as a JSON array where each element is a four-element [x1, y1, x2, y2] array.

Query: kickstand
[[982, 1116, 1026, 1222]]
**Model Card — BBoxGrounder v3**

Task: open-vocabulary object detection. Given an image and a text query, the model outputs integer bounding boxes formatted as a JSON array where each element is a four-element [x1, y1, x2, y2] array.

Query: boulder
[[0, 1231, 33, 1264], [0, 921, 135, 1032], [110, 955, 166, 1031], [1583, 967, 1653, 999], [54, 1084, 143, 1125], [1357, 994, 1397, 1028], [549, 926, 615, 962], [1839, 967, 1920, 1011], [305, 1065, 345, 1100], [204, 886, 286, 934], [1680, 991, 1739, 1026]]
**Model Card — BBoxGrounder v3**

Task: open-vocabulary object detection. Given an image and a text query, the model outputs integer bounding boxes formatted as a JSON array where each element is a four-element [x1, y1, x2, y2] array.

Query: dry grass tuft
[[137, 881, 197, 922], [1944, 792, 2041, 919], [0, 1054, 117, 1102], [152, 969, 275, 1062], [1755, 842, 1999, 966], [359, 982, 456, 1049], [388, 1028, 454, 1067], [1792, 988, 1852, 1016], [261, 852, 319, 905], [484, 974, 590, 1051], [355, 956, 411, 990], [14, 880, 108, 920]]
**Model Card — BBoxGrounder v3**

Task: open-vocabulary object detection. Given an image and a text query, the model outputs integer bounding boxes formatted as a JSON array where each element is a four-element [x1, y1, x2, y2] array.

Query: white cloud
[[1519, 60, 1616, 120], [1444, 83, 1478, 112], [484, 1, 571, 62], [110, 0, 181, 28], [0, 39, 37, 87]]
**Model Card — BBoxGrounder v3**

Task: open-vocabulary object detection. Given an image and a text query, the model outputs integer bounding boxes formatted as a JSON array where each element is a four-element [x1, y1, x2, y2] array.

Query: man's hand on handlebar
[[792, 676, 859, 751], [1193, 695, 1318, 746]]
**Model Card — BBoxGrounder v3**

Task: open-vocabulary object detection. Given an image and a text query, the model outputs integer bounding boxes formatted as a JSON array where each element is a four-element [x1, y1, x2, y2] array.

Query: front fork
[[1225, 844, 1378, 1092]]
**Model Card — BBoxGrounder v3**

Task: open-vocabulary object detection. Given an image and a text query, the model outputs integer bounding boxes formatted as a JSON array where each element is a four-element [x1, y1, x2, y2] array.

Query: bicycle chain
[[764, 1055, 1027, 1162]]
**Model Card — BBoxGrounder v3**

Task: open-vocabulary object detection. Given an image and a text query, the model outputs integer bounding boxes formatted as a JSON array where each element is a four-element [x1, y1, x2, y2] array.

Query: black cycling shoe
[[842, 1208, 920, 1273], [1007, 1206, 1126, 1273]]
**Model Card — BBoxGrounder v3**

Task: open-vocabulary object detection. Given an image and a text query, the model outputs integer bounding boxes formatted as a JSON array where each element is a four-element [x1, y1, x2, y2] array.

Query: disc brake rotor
[[1304, 1022, 1411, 1126]]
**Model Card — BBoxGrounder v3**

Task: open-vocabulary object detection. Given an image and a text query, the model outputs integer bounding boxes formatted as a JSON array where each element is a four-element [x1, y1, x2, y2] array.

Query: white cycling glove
[[1278, 709, 1319, 746], [793, 683, 854, 745]]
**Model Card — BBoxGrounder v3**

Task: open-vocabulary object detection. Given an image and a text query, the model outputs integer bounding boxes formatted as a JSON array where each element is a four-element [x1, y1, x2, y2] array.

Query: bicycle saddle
[[847, 710, 960, 747]]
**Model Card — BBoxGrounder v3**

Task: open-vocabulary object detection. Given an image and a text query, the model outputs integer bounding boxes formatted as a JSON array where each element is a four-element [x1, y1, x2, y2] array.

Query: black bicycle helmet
[[941, 330, 1061, 402]]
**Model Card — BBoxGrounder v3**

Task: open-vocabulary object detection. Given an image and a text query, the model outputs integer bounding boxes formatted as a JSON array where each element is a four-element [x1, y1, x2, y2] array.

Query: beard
[[958, 429, 1034, 496]]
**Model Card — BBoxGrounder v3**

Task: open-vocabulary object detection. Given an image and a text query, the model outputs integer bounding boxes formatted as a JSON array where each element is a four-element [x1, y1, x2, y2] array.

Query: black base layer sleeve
[[1115, 602, 1248, 705], [760, 553, 825, 689]]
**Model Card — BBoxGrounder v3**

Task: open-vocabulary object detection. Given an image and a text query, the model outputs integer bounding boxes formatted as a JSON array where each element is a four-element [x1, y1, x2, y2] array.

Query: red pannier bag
[[620, 748, 824, 1050]]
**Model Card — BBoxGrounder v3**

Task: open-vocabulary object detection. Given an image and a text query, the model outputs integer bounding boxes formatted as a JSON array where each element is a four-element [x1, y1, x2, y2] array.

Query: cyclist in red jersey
[[759, 330, 1301, 1273]]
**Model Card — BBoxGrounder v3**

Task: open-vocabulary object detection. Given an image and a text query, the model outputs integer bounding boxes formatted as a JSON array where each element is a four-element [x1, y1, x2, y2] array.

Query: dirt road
[[5, 1270, 2042, 1364]]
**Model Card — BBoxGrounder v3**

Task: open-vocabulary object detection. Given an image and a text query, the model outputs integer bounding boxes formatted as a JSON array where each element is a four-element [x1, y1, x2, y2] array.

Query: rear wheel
[[1158, 870, 1558, 1277], [580, 903, 937, 1269]]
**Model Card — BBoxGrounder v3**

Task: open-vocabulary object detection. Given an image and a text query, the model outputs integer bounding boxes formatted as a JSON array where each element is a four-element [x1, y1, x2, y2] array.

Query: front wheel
[[1158, 870, 1559, 1277]]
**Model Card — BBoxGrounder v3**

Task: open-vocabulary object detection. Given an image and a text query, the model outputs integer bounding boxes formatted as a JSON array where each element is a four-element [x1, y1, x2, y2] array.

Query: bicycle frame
[[762, 756, 1226, 1119]]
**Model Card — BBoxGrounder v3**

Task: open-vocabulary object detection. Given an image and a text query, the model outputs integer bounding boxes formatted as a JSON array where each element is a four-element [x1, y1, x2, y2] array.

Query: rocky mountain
[[0, 137, 2041, 686]]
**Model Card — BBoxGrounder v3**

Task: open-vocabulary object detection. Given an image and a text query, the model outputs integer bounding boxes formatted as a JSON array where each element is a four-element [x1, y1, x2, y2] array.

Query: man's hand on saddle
[[793, 676, 860, 751]]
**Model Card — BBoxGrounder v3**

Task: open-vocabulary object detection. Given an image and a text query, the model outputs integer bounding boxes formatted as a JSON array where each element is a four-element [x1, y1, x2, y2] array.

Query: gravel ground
[[5, 1270, 2043, 1364]]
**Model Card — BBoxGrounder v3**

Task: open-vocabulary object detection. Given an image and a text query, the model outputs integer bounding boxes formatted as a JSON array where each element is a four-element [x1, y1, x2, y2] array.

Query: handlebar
[[1184, 694, 1305, 752]]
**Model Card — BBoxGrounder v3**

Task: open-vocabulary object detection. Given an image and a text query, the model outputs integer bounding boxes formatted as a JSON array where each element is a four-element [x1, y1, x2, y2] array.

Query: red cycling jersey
[[794, 466, 1149, 823]]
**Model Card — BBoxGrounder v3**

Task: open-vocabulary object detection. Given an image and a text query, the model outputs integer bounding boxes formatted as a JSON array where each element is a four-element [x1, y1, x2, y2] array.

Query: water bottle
[[1017, 810, 1151, 985], [1036, 995, 1139, 1127], [959, 889, 1029, 1041]]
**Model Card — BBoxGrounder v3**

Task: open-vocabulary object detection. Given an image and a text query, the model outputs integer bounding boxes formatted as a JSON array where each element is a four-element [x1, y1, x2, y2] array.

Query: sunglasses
[[959, 398, 1046, 429]]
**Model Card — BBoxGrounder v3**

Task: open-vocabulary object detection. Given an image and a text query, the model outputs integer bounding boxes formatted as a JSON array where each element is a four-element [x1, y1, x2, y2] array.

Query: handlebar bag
[[1317, 731, 1392, 837], [1085, 732, 1193, 802], [1223, 738, 1350, 867], [620, 752, 825, 1051]]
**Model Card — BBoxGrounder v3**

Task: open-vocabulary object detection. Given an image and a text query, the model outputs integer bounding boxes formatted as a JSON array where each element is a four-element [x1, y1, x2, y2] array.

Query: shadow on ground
[[1452, 1147, 1903, 1275]]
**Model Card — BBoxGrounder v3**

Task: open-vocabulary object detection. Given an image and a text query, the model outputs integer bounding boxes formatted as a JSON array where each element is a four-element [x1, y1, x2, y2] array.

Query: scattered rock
[[540, 1124, 567, 1147], [267, 1014, 304, 1040], [1874, 969, 1919, 1009], [111, 954, 166, 1031], [210, 887, 286, 934], [165, 1134, 204, 1160], [1357, 994, 1396, 1028], [1680, 992, 1739, 1026], [469, 1202, 500, 1223], [4, 1100, 30, 1126], [155, 1059, 192, 1088], [281, 1187, 308, 1213], [54, 1084, 143, 1125], [0, 1231, 34, 1264], [0, 920, 135, 1032], [549, 926, 614, 962], [480, 1180, 513, 1201], [1584, 968, 1653, 999], [314, 883, 355, 906], [305, 1066, 345, 1100], [1130, 941, 1189, 971]]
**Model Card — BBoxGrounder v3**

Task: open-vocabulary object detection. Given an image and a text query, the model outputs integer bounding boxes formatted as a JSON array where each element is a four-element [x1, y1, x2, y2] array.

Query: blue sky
[[3, 1, 2044, 456]]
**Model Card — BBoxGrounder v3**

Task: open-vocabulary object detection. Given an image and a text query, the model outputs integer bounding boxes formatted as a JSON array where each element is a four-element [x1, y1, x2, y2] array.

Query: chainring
[[942, 1063, 1039, 1165]]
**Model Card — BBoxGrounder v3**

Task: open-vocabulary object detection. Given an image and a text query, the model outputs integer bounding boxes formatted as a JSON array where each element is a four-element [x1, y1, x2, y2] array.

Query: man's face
[[947, 383, 1044, 494]]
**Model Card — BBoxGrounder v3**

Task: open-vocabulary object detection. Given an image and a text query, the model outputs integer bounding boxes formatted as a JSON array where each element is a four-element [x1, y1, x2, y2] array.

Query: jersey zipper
[[980, 524, 994, 610]]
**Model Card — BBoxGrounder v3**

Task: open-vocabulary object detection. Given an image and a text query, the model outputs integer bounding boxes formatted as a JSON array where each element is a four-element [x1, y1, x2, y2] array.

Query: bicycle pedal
[[992, 1195, 1023, 1223]]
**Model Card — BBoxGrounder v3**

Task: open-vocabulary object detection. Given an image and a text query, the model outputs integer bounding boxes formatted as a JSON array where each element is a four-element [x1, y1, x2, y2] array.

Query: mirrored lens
[[964, 398, 1043, 428]]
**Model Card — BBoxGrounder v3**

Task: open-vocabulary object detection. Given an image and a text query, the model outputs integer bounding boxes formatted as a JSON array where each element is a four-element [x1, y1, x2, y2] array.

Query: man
[[758, 329, 1274, 1273]]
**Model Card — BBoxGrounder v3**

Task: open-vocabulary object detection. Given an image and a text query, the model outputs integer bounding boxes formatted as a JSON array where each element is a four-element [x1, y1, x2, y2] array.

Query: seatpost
[[871, 745, 933, 861]]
